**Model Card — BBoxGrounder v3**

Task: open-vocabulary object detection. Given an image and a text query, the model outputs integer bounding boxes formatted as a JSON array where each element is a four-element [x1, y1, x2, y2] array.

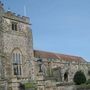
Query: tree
[[73, 71, 86, 85]]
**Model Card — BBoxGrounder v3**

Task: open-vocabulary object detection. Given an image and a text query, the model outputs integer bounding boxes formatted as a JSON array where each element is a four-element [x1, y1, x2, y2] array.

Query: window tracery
[[12, 49, 22, 75]]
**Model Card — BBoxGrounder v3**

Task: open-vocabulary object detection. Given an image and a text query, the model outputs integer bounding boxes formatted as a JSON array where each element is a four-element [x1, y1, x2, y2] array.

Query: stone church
[[0, 2, 89, 90]]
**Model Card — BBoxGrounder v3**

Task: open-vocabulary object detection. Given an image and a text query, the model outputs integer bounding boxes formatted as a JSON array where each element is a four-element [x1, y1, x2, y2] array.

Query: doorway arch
[[64, 71, 68, 82]]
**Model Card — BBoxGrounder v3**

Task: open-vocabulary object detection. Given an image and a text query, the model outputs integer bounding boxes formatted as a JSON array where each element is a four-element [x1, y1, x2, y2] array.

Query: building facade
[[0, 2, 89, 90], [34, 50, 90, 90], [0, 2, 34, 90]]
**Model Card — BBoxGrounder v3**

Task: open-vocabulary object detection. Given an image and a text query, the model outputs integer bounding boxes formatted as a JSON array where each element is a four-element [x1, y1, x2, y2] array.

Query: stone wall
[[0, 7, 34, 90], [57, 86, 74, 90], [34, 57, 90, 83]]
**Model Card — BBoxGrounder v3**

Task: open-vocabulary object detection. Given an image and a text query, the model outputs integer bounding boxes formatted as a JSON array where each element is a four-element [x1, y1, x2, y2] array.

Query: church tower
[[0, 2, 34, 90]]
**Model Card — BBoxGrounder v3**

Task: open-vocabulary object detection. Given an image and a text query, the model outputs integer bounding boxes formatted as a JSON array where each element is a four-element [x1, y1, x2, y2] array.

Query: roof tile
[[34, 50, 86, 63]]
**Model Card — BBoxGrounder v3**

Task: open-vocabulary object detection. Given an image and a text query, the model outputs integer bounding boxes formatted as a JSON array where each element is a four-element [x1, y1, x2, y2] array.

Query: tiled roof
[[34, 50, 86, 63]]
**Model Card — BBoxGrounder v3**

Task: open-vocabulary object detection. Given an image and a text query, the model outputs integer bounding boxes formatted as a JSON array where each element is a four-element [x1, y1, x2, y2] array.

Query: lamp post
[[37, 58, 43, 72]]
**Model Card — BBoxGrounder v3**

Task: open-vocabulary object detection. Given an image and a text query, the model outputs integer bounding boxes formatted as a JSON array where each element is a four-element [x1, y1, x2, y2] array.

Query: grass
[[24, 82, 37, 89], [76, 84, 90, 90]]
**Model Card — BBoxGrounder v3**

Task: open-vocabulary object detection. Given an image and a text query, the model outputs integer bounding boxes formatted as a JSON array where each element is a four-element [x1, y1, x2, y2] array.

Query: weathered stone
[[0, 2, 89, 90]]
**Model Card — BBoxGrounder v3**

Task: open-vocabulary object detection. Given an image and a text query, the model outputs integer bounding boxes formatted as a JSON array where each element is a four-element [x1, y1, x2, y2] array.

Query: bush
[[24, 82, 37, 89], [86, 79, 90, 84], [73, 71, 86, 85]]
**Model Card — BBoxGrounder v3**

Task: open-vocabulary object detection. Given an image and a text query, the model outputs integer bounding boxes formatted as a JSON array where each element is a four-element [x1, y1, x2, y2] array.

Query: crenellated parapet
[[3, 11, 30, 25], [0, 1, 30, 25]]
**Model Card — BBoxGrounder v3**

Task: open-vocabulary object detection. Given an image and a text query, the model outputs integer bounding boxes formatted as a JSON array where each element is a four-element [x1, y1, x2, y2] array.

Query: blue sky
[[2, 0, 90, 61]]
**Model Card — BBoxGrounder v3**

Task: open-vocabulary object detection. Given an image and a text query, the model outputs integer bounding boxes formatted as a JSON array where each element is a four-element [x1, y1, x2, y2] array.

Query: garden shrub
[[73, 71, 86, 85], [86, 79, 90, 84], [24, 82, 37, 89]]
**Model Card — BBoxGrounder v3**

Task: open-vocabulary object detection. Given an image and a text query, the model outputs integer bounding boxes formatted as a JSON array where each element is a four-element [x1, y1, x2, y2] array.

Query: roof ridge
[[34, 49, 86, 62], [34, 49, 82, 58]]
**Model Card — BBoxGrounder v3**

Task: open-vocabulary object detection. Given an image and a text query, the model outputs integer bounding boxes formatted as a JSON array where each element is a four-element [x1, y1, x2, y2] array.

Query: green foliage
[[73, 71, 86, 85], [86, 79, 90, 84], [24, 82, 37, 89]]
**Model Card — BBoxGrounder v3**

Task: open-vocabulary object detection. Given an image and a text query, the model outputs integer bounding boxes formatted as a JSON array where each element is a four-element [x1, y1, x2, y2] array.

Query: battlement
[[3, 11, 30, 24], [0, 1, 30, 24]]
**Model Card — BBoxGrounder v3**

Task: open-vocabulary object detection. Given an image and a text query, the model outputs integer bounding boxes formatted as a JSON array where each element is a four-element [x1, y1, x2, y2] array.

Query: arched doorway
[[64, 72, 68, 82]]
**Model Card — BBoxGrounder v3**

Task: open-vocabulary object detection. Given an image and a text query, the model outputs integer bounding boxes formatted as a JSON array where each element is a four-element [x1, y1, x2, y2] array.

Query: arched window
[[12, 49, 22, 75]]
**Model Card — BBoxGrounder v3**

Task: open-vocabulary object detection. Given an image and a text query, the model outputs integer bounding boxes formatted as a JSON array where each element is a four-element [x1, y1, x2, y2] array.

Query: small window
[[12, 22, 17, 31]]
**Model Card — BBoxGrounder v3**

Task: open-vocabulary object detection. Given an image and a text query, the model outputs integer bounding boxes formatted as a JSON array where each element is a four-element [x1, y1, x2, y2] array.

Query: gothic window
[[12, 50, 22, 75], [12, 22, 17, 31]]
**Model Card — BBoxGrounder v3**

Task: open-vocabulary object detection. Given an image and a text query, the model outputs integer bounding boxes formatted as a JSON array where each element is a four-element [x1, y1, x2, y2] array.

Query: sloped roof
[[34, 50, 86, 63]]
